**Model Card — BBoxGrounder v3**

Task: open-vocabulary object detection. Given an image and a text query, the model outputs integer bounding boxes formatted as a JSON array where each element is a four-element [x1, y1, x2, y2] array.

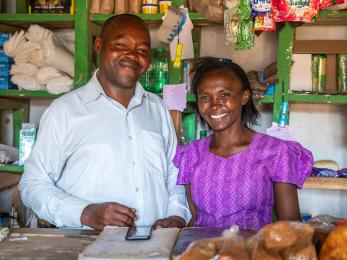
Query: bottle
[[151, 47, 169, 93], [278, 101, 288, 127]]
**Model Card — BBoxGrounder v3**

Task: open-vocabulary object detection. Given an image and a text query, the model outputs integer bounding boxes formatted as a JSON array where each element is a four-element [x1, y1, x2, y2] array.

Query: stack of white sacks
[[4, 25, 74, 95]]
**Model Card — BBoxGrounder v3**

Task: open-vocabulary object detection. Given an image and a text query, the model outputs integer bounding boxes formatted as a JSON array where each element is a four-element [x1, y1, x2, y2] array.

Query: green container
[[337, 54, 347, 94], [183, 113, 196, 142], [311, 54, 326, 93], [140, 47, 169, 93]]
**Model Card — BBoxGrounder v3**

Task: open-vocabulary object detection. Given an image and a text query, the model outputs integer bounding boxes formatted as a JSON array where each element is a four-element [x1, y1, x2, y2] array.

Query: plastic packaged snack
[[254, 14, 276, 31], [247, 221, 318, 260], [251, 0, 273, 16], [320, 225, 347, 260], [224, 0, 239, 45], [275, 0, 320, 22], [238, 0, 252, 20], [236, 19, 254, 50], [176, 225, 248, 260]]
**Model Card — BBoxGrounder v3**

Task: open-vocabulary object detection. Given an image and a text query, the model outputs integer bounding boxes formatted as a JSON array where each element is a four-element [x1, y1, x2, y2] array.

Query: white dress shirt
[[19, 71, 191, 228]]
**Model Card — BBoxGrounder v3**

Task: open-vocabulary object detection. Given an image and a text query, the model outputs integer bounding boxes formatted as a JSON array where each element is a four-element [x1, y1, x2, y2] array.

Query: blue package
[[0, 33, 10, 47], [264, 83, 275, 95], [251, 0, 272, 16], [0, 76, 16, 90], [301, 213, 312, 222], [0, 62, 10, 76], [0, 49, 12, 63]]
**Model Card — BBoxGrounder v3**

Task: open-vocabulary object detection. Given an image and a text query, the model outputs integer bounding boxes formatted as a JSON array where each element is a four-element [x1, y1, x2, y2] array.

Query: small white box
[[290, 54, 312, 92]]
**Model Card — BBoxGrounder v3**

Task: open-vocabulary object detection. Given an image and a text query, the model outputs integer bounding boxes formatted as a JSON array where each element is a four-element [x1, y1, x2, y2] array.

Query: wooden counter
[[0, 227, 254, 260], [0, 228, 99, 260]]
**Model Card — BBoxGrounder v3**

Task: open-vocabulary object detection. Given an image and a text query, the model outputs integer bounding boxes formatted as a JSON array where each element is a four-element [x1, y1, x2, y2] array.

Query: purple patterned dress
[[174, 132, 313, 229]]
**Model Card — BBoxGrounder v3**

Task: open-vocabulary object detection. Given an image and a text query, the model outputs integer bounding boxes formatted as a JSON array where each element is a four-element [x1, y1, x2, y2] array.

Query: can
[[142, 4, 158, 14], [159, 0, 172, 14], [311, 54, 326, 93], [318, 55, 327, 93], [337, 54, 347, 94], [311, 54, 319, 92]]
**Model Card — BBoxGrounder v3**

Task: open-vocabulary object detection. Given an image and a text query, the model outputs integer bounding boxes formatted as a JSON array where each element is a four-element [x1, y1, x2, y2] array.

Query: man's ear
[[241, 89, 250, 105], [95, 36, 102, 54]]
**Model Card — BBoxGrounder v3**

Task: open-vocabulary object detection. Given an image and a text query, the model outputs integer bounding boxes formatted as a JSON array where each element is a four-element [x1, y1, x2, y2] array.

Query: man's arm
[[153, 109, 191, 228], [19, 102, 137, 229], [19, 103, 91, 227]]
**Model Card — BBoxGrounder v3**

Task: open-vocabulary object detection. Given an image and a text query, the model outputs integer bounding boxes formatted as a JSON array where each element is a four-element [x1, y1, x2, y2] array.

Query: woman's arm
[[185, 185, 197, 226], [274, 182, 301, 221]]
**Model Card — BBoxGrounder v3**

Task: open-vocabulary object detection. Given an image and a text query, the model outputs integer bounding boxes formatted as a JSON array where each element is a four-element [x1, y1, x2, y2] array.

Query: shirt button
[[128, 136, 132, 140], [135, 187, 139, 192], [132, 161, 136, 166]]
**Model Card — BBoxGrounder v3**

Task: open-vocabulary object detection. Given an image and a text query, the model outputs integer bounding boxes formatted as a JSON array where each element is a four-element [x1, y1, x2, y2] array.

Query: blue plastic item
[[0, 76, 15, 90], [278, 101, 288, 127], [264, 83, 275, 95], [0, 33, 10, 47], [0, 48, 12, 63], [0, 62, 10, 76]]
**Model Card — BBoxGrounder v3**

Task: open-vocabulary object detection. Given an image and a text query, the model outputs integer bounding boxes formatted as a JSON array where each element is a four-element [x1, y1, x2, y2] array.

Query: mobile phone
[[125, 226, 152, 240]]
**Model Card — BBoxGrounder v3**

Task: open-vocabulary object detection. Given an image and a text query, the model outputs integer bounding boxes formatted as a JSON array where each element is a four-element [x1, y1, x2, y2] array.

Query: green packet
[[238, 0, 251, 20], [19, 123, 36, 166], [236, 19, 254, 50]]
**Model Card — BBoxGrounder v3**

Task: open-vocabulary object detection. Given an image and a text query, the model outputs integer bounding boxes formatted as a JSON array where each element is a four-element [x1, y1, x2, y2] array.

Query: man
[[19, 14, 191, 230]]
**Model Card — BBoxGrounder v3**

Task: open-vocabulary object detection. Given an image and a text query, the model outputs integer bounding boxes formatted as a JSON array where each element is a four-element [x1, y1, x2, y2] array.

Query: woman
[[174, 57, 313, 229]]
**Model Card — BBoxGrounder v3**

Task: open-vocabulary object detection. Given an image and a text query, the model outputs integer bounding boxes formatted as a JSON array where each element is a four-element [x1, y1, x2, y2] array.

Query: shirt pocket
[[141, 130, 166, 178]]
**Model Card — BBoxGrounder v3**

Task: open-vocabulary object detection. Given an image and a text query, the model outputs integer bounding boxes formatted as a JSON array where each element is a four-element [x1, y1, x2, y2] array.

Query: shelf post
[[74, 0, 92, 88], [273, 22, 294, 123]]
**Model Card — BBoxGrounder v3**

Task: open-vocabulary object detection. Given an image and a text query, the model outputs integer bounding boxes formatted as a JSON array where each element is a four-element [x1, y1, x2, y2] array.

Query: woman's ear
[[241, 89, 250, 105]]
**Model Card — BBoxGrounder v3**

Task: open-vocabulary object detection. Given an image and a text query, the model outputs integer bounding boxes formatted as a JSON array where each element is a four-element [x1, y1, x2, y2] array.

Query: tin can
[[337, 54, 347, 94], [311, 54, 326, 93], [318, 55, 327, 93], [311, 54, 319, 92]]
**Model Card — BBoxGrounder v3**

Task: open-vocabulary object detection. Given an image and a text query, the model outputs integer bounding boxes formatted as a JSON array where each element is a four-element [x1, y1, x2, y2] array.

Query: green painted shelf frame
[[275, 12, 347, 123], [0, 165, 23, 174]]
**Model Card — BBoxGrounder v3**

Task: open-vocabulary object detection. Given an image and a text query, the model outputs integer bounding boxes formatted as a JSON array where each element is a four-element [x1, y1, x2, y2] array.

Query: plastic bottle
[[151, 47, 169, 93]]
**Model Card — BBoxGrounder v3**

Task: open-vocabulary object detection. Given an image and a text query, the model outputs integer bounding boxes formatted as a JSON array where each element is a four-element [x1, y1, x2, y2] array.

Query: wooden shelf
[[316, 10, 347, 25], [303, 177, 347, 190], [91, 12, 206, 25], [0, 14, 75, 28], [289, 93, 347, 104], [0, 89, 61, 98], [293, 40, 347, 54], [0, 165, 23, 174]]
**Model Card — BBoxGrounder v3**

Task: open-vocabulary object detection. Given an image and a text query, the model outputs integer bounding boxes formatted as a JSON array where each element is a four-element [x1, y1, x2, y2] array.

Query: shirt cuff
[[55, 199, 91, 228], [165, 202, 192, 225]]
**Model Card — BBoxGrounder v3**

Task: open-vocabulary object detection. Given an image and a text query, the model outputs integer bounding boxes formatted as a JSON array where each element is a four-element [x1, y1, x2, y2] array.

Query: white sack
[[10, 63, 38, 76], [26, 25, 74, 77], [36, 66, 64, 85], [11, 74, 45, 91], [46, 76, 73, 95]]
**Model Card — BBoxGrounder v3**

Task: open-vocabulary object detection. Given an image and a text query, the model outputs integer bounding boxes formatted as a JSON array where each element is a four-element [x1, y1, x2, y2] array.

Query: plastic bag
[[176, 225, 248, 259], [320, 225, 347, 260], [192, 0, 224, 23], [247, 221, 318, 260]]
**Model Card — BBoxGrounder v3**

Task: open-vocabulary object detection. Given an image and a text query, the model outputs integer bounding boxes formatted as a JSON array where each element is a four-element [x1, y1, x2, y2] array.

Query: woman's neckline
[[205, 132, 258, 160]]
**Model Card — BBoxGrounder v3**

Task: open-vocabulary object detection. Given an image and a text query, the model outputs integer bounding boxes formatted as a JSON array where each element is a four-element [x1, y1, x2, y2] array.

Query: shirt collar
[[79, 69, 158, 105]]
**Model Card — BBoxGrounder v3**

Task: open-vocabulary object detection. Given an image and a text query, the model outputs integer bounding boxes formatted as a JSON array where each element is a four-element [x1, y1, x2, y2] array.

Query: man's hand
[[81, 202, 136, 230], [153, 216, 186, 229]]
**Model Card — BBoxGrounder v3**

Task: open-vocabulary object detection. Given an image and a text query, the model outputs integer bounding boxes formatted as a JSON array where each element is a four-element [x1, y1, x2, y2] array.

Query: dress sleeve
[[271, 141, 313, 188], [173, 145, 192, 185]]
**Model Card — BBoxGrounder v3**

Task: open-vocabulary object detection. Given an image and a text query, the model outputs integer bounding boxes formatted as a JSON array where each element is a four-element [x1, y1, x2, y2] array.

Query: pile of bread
[[177, 220, 347, 259]]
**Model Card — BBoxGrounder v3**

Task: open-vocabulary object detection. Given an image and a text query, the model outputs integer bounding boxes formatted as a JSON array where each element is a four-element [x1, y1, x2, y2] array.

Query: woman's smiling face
[[197, 68, 250, 133]]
